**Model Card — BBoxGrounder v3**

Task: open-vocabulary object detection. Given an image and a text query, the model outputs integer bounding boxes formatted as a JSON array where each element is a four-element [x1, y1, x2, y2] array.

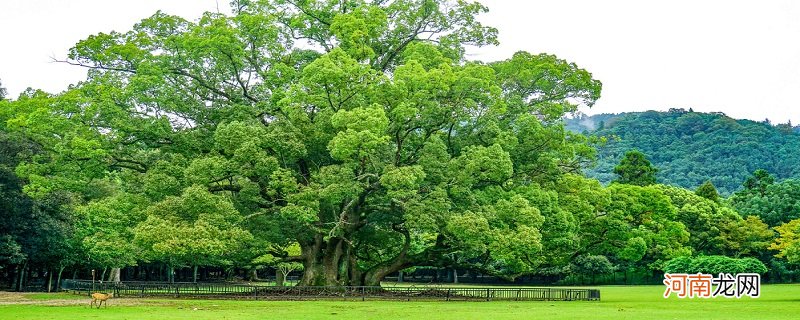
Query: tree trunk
[[298, 236, 375, 286], [56, 266, 65, 292], [11, 265, 19, 291], [167, 265, 174, 283], [17, 262, 27, 292], [193, 265, 199, 283], [398, 271, 404, 283], [249, 267, 258, 281], [47, 270, 53, 292], [453, 268, 458, 284], [276, 269, 285, 287], [108, 268, 121, 283], [100, 268, 107, 283], [297, 216, 415, 287]]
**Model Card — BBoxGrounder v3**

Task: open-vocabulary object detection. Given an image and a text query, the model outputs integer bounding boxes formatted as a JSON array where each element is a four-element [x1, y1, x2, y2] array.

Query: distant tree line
[[567, 109, 800, 195]]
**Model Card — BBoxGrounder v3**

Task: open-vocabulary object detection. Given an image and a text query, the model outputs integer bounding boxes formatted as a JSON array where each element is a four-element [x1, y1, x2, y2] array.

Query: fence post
[[446, 289, 451, 301], [486, 288, 490, 301]]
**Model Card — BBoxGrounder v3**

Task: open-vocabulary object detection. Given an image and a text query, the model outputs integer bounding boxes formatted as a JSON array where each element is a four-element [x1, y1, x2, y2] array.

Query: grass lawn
[[1, 285, 799, 319]]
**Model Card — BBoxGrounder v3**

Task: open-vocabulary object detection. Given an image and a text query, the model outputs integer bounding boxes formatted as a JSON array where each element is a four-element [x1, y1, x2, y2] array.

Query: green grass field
[[2, 285, 799, 319]]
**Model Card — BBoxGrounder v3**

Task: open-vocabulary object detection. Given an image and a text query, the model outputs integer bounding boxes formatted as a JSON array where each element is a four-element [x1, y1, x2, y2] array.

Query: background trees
[[612, 150, 657, 186], [731, 174, 800, 227], [568, 110, 800, 195]]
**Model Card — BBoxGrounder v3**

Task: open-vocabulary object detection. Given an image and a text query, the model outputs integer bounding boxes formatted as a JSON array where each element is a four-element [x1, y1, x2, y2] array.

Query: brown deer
[[89, 292, 113, 309]]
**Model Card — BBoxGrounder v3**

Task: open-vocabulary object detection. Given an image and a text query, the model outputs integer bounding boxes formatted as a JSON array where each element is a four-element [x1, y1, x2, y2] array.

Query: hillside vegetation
[[567, 109, 800, 194]]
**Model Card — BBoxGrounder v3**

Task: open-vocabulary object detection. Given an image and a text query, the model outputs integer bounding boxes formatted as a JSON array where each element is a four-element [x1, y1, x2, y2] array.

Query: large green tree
[[613, 150, 657, 186], [695, 180, 719, 202], [5, 0, 602, 285], [771, 219, 800, 264]]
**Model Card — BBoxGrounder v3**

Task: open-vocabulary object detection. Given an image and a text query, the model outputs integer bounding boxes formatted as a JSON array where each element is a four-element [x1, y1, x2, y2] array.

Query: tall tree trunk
[[453, 268, 458, 284], [56, 266, 65, 292], [11, 265, 19, 291], [47, 269, 53, 292], [17, 262, 27, 292], [193, 265, 199, 283], [108, 268, 121, 283], [100, 268, 107, 283]]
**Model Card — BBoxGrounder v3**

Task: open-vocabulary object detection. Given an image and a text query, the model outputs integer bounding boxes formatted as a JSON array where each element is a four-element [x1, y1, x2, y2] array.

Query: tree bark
[[297, 220, 420, 286], [108, 268, 121, 283], [17, 262, 27, 292], [276, 269, 285, 287], [10, 265, 19, 291], [56, 266, 65, 292], [47, 270, 53, 292], [193, 265, 199, 283]]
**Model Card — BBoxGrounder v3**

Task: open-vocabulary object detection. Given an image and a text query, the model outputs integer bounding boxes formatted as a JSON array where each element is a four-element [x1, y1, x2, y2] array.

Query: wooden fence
[[61, 280, 599, 301]]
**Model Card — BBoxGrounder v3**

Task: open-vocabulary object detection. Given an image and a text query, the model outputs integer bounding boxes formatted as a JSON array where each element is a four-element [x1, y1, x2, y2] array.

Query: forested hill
[[566, 109, 800, 195]]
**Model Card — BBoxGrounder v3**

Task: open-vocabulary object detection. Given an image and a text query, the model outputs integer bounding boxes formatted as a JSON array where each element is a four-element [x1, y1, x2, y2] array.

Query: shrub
[[663, 255, 768, 274]]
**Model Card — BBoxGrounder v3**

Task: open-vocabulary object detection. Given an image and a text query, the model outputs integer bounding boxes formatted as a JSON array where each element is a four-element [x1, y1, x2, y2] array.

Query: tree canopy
[[3, 0, 605, 286], [613, 150, 657, 186], [2, 0, 799, 288]]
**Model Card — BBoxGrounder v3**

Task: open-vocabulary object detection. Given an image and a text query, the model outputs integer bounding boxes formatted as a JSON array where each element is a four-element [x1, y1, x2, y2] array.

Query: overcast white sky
[[1, 0, 798, 123]]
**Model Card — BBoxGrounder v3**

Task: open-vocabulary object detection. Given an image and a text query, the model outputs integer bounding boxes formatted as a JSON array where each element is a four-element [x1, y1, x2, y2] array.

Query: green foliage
[[695, 180, 720, 202], [75, 193, 148, 268], [570, 254, 614, 276], [742, 169, 775, 196], [568, 110, 800, 195], [730, 173, 800, 226], [572, 183, 692, 272], [0, 0, 610, 286], [613, 150, 657, 186], [664, 255, 768, 275], [770, 219, 800, 264], [134, 186, 252, 269], [719, 216, 774, 258], [3, 0, 795, 287]]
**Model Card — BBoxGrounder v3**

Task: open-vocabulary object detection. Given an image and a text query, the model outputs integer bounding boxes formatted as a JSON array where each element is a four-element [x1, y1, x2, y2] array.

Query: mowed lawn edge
[[1, 285, 799, 320]]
